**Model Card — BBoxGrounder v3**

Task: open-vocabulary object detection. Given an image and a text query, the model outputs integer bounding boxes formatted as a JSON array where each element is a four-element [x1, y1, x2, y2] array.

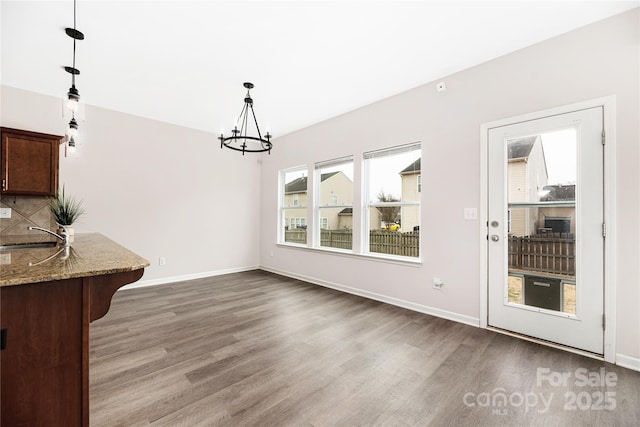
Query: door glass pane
[[506, 130, 576, 314]]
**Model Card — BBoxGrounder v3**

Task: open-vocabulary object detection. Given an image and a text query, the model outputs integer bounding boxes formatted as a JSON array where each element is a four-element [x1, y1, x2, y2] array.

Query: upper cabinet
[[1, 127, 63, 197]]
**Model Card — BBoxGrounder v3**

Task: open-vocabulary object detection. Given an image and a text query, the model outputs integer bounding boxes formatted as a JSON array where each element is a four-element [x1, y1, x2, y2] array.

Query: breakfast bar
[[0, 233, 149, 427]]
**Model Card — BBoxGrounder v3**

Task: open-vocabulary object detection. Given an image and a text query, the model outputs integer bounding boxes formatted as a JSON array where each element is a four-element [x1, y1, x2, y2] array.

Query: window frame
[[363, 142, 421, 260], [279, 165, 309, 246], [277, 144, 422, 265], [314, 156, 354, 252]]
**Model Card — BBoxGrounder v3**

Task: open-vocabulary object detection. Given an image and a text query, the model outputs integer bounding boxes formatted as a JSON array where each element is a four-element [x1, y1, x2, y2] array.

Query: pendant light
[[63, 0, 84, 147]]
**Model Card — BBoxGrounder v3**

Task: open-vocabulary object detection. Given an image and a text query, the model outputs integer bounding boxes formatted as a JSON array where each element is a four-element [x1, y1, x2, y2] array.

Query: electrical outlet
[[0, 208, 11, 219], [433, 277, 444, 290], [159, 257, 166, 266]]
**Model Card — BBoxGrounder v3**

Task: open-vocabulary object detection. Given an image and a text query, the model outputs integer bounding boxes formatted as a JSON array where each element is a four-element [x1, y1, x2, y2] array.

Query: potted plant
[[48, 185, 85, 242]]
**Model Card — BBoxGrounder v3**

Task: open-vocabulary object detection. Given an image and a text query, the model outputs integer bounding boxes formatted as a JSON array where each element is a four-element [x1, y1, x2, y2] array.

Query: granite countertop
[[0, 233, 150, 287]]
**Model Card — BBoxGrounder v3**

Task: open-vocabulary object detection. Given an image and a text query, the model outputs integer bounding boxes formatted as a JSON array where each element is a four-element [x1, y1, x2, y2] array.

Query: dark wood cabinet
[[1, 279, 84, 426], [0, 270, 145, 427], [1, 127, 63, 196]]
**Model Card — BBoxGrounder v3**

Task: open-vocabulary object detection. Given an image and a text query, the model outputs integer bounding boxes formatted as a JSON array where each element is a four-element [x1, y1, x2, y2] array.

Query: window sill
[[276, 242, 422, 267]]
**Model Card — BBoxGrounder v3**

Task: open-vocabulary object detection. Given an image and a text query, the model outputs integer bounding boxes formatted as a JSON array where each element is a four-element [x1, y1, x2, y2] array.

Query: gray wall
[[1, 86, 262, 284], [259, 9, 640, 363]]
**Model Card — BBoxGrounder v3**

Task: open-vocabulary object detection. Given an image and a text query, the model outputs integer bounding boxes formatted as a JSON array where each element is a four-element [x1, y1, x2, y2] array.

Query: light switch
[[464, 208, 478, 220], [0, 208, 11, 219]]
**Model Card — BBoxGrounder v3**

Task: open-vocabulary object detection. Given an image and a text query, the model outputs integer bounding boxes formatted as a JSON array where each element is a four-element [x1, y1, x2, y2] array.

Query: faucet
[[28, 226, 71, 248]]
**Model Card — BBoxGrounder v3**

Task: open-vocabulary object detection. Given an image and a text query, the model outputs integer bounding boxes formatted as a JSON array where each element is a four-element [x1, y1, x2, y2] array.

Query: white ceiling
[[2, 1, 637, 138]]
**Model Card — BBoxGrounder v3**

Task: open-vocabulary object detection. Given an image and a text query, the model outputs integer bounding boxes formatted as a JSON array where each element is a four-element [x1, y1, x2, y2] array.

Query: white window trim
[[279, 143, 422, 262], [314, 156, 354, 250], [279, 165, 309, 245], [362, 142, 421, 260]]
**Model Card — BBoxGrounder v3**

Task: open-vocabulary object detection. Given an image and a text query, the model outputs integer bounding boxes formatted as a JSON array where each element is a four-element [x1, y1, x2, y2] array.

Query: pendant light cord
[[71, 0, 77, 87]]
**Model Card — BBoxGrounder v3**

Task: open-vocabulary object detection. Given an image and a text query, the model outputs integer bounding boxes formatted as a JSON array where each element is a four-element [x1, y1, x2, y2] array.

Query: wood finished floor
[[90, 270, 640, 426]]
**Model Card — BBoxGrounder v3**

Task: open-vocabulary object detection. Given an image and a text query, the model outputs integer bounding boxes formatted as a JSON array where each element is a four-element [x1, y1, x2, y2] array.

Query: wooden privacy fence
[[369, 231, 419, 257], [284, 229, 307, 244], [284, 229, 420, 257], [320, 230, 353, 250], [508, 234, 575, 276]]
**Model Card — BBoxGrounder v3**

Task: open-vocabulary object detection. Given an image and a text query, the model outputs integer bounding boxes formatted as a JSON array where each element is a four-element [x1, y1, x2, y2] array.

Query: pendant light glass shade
[[67, 117, 79, 138], [66, 84, 80, 112]]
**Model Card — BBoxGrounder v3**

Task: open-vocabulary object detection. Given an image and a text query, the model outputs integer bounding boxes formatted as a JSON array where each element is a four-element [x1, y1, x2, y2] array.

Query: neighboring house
[[340, 207, 384, 231], [283, 174, 310, 230], [538, 184, 576, 235], [399, 158, 421, 232], [507, 136, 548, 236], [284, 171, 353, 230], [316, 171, 353, 230]]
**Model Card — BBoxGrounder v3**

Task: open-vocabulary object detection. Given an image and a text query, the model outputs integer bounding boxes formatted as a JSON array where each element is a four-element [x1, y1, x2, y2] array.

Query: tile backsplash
[[0, 195, 56, 236]]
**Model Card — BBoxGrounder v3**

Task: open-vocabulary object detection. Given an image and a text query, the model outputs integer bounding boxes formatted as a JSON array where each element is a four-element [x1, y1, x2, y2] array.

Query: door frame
[[479, 96, 616, 363]]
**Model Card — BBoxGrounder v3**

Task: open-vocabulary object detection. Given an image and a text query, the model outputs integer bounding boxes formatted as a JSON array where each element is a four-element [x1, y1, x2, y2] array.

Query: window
[[289, 217, 307, 229], [315, 156, 353, 250], [364, 143, 421, 258], [280, 167, 308, 244], [279, 145, 421, 262]]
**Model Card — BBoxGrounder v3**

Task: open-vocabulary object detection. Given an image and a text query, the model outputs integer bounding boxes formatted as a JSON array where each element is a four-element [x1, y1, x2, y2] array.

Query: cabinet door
[[1, 128, 62, 196], [0, 280, 84, 426]]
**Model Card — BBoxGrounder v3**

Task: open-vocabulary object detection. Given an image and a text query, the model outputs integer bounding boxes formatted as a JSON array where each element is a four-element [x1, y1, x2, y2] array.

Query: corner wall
[[1, 86, 262, 283], [259, 9, 640, 365]]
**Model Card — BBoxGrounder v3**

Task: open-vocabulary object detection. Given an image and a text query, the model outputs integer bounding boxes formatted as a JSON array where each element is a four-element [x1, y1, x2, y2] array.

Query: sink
[[0, 242, 58, 251]]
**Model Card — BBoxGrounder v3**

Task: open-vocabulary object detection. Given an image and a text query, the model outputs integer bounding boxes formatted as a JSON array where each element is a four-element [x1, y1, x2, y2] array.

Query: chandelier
[[219, 82, 272, 155], [63, 0, 84, 149]]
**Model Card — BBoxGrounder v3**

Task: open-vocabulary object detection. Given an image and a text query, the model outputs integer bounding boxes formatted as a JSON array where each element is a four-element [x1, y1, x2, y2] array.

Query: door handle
[[491, 235, 500, 242]]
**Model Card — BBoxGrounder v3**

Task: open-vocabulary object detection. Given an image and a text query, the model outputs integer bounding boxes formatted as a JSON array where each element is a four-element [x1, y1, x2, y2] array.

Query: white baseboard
[[616, 353, 640, 372], [261, 266, 480, 328], [122, 265, 260, 290]]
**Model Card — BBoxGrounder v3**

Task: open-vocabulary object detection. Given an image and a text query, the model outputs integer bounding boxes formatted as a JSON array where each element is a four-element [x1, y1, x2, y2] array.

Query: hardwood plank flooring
[[90, 270, 640, 426]]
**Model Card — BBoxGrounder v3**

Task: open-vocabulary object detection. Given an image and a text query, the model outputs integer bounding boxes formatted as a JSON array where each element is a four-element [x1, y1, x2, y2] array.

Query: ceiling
[[2, 1, 637, 138]]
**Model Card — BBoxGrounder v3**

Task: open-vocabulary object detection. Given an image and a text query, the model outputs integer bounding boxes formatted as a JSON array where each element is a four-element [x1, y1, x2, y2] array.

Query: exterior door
[[487, 107, 604, 354]]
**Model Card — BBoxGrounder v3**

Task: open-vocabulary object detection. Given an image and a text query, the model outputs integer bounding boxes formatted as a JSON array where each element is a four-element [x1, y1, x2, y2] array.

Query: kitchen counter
[[0, 232, 149, 426], [0, 232, 150, 286]]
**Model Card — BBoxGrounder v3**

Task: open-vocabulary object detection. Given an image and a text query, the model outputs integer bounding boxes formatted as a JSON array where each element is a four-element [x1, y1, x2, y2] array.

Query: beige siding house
[[283, 175, 309, 230], [284, 172, 353, 230], [399, 158, 421, 232], [507, 136, 548, 236], [317, 171, 353, 230]]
